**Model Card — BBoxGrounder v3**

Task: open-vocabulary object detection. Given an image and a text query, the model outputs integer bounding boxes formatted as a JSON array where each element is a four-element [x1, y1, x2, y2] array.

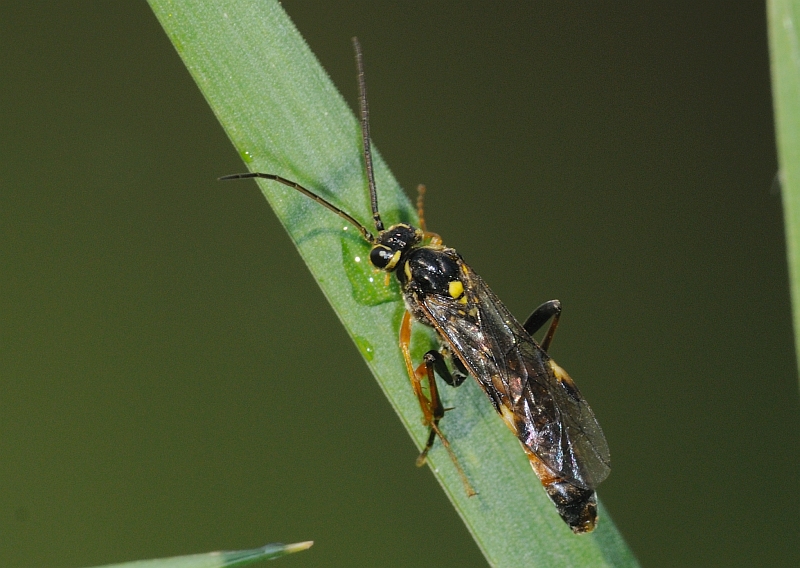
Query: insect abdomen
[[542, 480, 598, 534], [526, 450, 598, 533]]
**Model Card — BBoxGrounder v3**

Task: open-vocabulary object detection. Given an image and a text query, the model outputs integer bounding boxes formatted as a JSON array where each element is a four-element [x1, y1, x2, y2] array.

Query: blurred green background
[[1, 2, 798, 567]]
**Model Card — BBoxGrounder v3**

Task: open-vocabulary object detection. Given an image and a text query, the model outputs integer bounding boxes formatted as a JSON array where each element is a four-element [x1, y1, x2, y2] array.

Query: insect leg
[[415, 184, 442, 245], [432, 346, 469, 387], [413, 352, 446, 464], [523, 299, 562, 352], [415, 353, 477, 496], [400, 311, 476, 496], [415, 184, 429, 232], [400, 311, 436, 425]]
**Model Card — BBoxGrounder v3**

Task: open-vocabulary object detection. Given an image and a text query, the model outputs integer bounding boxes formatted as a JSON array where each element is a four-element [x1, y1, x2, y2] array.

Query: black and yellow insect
[[222, 38, 610, 534]]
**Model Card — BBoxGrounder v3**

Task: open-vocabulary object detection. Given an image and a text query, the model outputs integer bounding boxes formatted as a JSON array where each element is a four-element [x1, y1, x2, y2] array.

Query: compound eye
[[369, 245, 394, 269]]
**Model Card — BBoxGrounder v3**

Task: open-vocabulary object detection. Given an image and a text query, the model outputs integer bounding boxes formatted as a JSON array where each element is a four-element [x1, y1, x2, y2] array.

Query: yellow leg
[[415, 184, 442, 245], [399, 311, 476, 496]]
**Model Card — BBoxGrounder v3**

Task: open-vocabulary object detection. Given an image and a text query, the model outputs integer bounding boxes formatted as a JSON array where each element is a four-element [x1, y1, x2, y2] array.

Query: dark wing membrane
[[421, 267, 610, 490]]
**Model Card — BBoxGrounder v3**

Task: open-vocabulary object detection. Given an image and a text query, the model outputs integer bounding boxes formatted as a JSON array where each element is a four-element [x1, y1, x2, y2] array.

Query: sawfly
[[221, 38, 611, 534]]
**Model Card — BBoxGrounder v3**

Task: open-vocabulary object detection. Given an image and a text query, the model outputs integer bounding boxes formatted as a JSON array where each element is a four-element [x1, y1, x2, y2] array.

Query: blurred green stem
[[769, 0, 800, 384]]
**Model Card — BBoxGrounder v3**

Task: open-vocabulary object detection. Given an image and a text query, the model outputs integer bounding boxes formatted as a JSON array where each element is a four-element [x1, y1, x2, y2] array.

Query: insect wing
[[420, 265, 610, 490]]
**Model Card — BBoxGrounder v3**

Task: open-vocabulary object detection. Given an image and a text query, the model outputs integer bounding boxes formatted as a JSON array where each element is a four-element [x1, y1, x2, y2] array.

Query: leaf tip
[[282, 540, 314, 554]]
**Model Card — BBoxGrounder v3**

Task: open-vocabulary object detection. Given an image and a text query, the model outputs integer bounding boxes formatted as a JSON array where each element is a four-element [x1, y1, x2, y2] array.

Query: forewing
[[421, 268, 610, 489]]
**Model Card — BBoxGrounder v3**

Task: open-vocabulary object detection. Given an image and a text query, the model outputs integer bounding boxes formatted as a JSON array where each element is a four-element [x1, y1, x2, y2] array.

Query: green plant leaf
[[769, 0, 800, 383], [86, 542, 313, 567], [146, 1, 638, 566]]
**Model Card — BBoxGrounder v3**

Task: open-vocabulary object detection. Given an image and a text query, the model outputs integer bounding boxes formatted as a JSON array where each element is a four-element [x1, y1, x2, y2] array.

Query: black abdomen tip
[[544, 481, 598, 534]]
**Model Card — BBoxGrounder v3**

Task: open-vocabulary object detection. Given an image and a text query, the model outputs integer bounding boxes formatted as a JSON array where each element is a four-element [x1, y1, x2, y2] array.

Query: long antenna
[[352, 37, 384, 232], [219, 172, 375, 242]]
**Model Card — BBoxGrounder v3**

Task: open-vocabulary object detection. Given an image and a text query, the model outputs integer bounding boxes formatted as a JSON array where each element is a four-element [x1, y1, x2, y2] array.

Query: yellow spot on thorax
[[448, 280, 464, 299]]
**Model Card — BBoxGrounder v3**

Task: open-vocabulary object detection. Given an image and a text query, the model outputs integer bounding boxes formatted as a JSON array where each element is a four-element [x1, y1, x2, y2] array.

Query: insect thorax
[[394, 246, 462, 317], [397, 247, 460, 292]]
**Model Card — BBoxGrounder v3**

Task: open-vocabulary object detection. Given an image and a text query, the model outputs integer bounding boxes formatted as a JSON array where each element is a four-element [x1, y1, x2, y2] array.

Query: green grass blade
[[146, 1, 638, 565], [86, 541, 313, 567], [769, 0, 800, 383]]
